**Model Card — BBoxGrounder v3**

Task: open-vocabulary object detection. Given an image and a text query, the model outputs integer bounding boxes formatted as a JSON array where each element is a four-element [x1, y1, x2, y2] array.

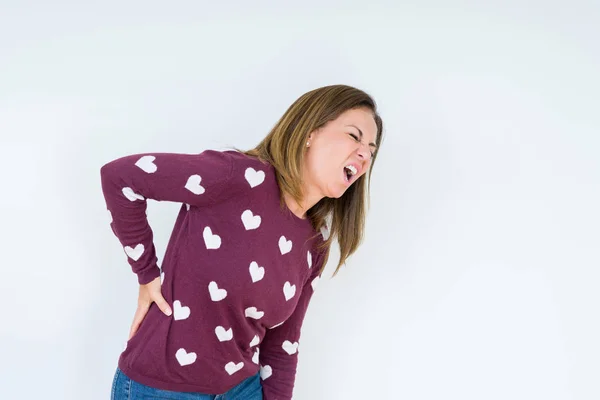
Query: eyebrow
[[347, 124, 377, 149]]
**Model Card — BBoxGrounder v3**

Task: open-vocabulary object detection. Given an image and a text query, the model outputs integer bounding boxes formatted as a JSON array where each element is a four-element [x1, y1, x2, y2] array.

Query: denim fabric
[[111, 368, 263, 400]]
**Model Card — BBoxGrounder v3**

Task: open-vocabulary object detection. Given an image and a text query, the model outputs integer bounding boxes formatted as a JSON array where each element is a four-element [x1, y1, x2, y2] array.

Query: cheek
[[307, 151, 337, 181], [307, 151, 328, 176]]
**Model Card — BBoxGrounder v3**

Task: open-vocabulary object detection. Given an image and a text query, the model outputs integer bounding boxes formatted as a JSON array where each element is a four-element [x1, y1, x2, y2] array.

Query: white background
[[1, 1, 598, 399]]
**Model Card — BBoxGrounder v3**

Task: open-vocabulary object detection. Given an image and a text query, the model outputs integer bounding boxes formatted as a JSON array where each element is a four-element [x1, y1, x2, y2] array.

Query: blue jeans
[[111, 368, 263, 400]]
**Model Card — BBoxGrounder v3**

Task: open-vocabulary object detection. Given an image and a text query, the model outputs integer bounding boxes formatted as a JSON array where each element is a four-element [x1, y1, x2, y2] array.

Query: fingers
[[128, 277, 173, 340], [129, 303, 149, 340], [153, 294, 173, 317], [146, 276, 172, 317]]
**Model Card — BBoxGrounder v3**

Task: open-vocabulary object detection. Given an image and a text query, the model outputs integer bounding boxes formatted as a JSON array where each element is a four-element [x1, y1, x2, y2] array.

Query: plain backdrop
[[1, 1, 598, 399]]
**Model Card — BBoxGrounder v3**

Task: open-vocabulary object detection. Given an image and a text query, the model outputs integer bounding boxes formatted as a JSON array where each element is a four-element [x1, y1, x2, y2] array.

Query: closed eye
[[349, 133, 375, 158]]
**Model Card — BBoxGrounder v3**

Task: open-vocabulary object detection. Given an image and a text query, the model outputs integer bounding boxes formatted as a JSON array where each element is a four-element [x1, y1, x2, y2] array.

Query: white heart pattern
[[241, 209, 261, 230], [124, 244, 144, 261], [225, 361, 244, 375], [208, 281, 227, 301], [249, 261, 265, 283], [203, 226, 221, 249], [260, 365, 273, 380], [311, 276, 320, 290], [135, 155, 157, 173], [278, 236, 292, 255], [173, 300, 190, 321], [185, 174, 205, 195], [282, 340, 299, 355], [175, 348, 197, 366], [245, 307, 264, 320], [307, 250, 312, 268], [252, 348, 260, 364], [122, 187, 144, 202], [244, 167, 265, 188], [249, 335, 260, 347], [215, 326, 233, 342], [283, 281, 296, 301]]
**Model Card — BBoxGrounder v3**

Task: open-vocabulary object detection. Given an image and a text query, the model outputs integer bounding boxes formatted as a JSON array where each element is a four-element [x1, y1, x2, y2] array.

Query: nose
[[356, 142, 372, 160]]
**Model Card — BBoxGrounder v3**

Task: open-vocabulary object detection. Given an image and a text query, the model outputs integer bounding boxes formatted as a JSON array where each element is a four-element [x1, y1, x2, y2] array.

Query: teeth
[[345, 165, 357, 176]]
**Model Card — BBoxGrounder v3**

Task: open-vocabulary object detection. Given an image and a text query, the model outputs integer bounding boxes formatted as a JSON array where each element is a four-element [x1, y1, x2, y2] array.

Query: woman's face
[[304, 107, 378, 199]]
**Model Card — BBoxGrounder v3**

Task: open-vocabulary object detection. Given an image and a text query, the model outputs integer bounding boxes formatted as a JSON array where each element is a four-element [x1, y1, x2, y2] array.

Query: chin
[[328, 187, 349, 199], [320, 181, 350, 199]]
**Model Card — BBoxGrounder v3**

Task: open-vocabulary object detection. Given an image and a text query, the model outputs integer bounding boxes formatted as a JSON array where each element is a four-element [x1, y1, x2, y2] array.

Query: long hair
[[237, 84, 384, 276]]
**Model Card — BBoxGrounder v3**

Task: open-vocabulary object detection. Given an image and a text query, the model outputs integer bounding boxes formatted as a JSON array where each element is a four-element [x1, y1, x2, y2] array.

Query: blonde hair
[[238, 84, 383, 275]]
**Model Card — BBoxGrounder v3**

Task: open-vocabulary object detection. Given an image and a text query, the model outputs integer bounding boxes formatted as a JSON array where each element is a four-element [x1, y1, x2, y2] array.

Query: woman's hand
[[129, 276, 172, 340]]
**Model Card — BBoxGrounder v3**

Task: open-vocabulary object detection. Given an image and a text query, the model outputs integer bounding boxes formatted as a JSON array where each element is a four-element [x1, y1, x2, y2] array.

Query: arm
[[259, 249, 326, 400], [100, 150, 234, 284]]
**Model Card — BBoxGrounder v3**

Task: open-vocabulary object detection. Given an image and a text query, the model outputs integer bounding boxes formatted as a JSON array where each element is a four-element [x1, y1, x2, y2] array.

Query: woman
[[101, 84, 383, 399]]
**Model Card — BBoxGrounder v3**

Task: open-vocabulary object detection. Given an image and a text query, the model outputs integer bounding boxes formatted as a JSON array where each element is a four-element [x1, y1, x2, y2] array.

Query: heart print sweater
[[100, 149, 328, 399]]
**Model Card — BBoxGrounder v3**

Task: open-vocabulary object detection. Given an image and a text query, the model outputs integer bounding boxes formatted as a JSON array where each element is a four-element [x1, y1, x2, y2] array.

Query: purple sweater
[[100, 149, 328, 399]]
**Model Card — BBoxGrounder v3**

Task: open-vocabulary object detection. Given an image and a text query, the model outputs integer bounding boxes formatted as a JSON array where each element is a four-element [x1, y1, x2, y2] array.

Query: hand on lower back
[[129, 276, 172, 340]]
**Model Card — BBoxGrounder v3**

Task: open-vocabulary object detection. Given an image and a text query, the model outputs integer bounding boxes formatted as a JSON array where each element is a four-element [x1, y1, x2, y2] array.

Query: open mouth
[[343, 165, 357, 183]]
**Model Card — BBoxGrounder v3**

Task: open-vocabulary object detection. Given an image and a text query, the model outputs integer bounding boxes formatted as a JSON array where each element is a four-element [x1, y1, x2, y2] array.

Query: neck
[[282, 189, 322, 220]]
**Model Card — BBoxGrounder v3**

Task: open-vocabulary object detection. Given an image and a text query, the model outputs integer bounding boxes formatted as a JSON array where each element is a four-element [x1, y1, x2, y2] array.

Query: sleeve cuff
[[137, 266, 161, 285]]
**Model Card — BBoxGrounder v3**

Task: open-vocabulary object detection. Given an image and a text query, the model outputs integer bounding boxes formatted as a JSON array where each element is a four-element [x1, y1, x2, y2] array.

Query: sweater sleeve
[[258, 248, 326, 400], [100, 150, 234, 284]]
